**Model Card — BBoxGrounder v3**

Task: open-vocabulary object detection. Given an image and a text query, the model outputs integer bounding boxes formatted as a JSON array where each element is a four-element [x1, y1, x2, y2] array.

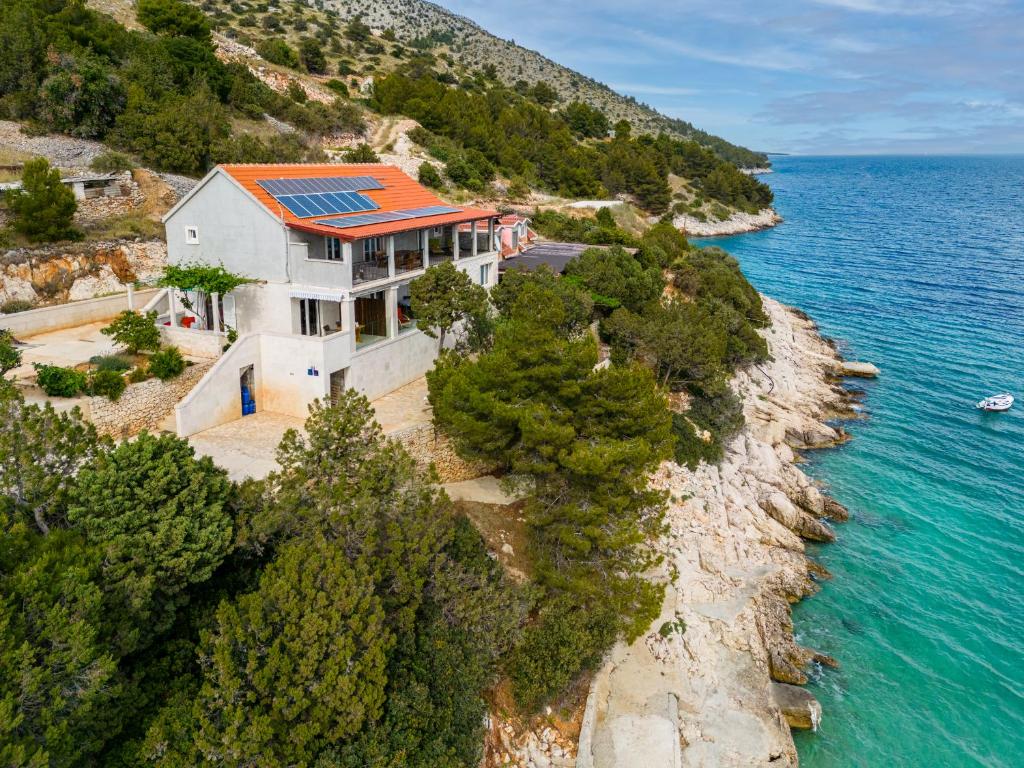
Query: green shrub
[[148, 346, 185, 380], [507, 176, 530, 201], [418, 162, 443, 189], [89, 369, 127, 401], [507, 597, 618, 713], [671, 412, 721, 469], [341, 144, 379, 163], [324, 79, 348, 95], [89, 354, 133, 372], [128, 365, 150, 383], [286, 81, 307, 103], [672, 390, 745, 468], [101, 310, 161, 354], [298, 38, 326, 74], [0, 299, 34, 314], [90, 151, 134, 173], [34, 364, 87, 397], [256, 39, 299, 68], [0, 330, 21, 376], [137, 0, 211, 40]]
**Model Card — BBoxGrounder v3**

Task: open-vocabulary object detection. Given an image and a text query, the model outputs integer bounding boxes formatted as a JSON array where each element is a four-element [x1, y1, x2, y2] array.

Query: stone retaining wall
[[87, 360, 213, 438], [1, 239, 166, 306], [389, 422, 495, 483]]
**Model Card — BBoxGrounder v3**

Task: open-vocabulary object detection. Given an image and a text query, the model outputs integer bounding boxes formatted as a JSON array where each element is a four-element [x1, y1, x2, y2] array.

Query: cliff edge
[[578, 297, 857, 767]]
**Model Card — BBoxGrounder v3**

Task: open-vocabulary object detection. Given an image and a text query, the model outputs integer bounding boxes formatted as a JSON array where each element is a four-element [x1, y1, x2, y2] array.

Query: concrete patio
[[185, 377, 434, 482], [186, 411, 306, 482], [9, 321, 120, 382]]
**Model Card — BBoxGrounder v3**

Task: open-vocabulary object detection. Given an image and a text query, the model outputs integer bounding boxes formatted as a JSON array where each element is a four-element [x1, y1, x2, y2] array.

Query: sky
[[438, 0, 1024, 155]]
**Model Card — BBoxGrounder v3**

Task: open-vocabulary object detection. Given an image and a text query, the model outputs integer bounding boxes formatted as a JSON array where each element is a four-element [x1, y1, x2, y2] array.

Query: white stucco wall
[[176, 334, 262, 437], [345, 330, 440, 401], [231, 283, 294, 336], [1, 288, 160, 337], [159, 325, 227, 359], [165, 172, 289, 282], [257, 333, 335, 417]]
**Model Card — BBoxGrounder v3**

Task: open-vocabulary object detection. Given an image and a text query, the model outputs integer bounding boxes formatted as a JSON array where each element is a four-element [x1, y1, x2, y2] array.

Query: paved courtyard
[[369, 376, 431, 433], [186, 378, 434, 481], [187, 411, 306, 482], [10, 321, 119, 381]]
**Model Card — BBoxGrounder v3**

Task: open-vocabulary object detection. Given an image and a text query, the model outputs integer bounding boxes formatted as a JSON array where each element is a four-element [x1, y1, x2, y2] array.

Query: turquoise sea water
[[698, 156, 1024, 767]]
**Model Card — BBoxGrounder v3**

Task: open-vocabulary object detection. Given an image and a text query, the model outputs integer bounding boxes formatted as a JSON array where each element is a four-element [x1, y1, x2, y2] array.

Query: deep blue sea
[[697, 156, 1024, 767]]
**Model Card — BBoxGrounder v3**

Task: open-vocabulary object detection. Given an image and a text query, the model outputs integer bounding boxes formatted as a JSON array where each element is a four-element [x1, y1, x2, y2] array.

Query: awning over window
[[288, 286, 348, 302]]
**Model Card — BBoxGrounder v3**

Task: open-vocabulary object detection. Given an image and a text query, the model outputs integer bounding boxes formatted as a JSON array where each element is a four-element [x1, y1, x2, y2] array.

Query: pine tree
[[0, 523, 120, 767], [409, 261, 488, 351], [0, 394, 105, 535], [67, 433, 233, 654], [5, 158, 81, 243], [194, 534, 391, 767]]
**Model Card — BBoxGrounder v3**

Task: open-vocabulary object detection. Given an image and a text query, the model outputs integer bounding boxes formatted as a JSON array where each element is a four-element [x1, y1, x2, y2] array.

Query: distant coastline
[[674, 207, 782, 237]]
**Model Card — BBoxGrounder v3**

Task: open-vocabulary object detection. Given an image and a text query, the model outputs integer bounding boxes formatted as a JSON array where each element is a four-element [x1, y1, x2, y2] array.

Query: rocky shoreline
[[673, 207, 782, 238], [576, 296, 863, 767]]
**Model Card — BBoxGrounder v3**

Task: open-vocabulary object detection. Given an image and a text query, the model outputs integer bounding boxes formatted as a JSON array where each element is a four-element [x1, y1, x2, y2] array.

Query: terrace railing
[[352, 256, 389, 285], [395, 249, 424, 274]]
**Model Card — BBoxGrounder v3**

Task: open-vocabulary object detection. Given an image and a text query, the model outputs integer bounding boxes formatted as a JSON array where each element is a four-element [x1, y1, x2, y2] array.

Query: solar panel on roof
[[317, 206, 463, 230], [256, 176, 384, 196], [273, 191, 379, 218], [401, 205, 464, 217]]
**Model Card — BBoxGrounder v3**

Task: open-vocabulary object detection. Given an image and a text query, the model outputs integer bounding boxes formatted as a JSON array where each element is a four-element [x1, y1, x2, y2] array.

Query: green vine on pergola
[[158, 263, 253, 296]]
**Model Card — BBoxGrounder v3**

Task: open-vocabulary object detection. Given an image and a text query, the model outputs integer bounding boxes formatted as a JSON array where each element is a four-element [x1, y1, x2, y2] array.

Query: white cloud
[[633, 31, 817, 73], [812, 0, 1002, 16]]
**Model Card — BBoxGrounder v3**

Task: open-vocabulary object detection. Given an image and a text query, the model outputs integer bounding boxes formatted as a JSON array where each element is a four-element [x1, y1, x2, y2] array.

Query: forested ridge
[[0, 0, 772, 216]]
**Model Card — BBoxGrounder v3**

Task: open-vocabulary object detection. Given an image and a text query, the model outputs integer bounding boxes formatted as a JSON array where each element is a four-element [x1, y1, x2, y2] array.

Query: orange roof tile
[[219, 163, 498, 240]]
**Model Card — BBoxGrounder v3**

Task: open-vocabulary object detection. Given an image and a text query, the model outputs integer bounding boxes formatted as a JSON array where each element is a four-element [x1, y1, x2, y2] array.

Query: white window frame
[[362, 237, 382, 261], [479, 263, 490, 285], [325, 237, 342, 261], [185, 226, 199, 244]]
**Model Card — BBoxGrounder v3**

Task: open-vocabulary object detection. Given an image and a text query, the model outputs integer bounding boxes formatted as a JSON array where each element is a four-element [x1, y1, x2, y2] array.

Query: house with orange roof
[[158, 163, 500, 436], [459, 213, 536, 257]]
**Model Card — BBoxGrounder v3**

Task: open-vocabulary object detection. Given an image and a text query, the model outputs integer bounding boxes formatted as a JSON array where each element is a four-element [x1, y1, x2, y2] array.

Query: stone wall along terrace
[[87, 361, 214, 439], [388, 423, 495, 483]]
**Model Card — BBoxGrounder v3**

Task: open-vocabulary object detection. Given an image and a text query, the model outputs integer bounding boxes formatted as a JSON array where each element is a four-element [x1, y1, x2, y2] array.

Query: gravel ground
[[0, 120, 198, 201], [0, 120, 106, 168], [156, 172, 198, 200]]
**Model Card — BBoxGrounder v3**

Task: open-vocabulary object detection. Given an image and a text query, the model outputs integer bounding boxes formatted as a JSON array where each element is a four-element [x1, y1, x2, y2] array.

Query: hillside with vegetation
[[0, 0, 772, 231], [315, 0, 768, 169]]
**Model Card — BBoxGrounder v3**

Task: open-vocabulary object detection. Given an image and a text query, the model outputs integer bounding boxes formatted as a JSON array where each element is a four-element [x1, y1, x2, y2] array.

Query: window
[[362, 237, 382, 261], [185, 226, 199, 244], [479, 263, 490, 285], [326, 237, 342, 261]]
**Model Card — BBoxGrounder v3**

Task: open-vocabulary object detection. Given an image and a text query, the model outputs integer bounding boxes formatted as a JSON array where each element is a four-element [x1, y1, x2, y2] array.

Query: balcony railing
[[395, 249, 424, 274], [352, 256, 389, 285], [356, 317, 387, 349]]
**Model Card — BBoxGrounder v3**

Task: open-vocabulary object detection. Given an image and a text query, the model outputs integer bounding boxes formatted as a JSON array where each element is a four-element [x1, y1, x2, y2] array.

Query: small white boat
[[976, 393, 1014, 412]]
